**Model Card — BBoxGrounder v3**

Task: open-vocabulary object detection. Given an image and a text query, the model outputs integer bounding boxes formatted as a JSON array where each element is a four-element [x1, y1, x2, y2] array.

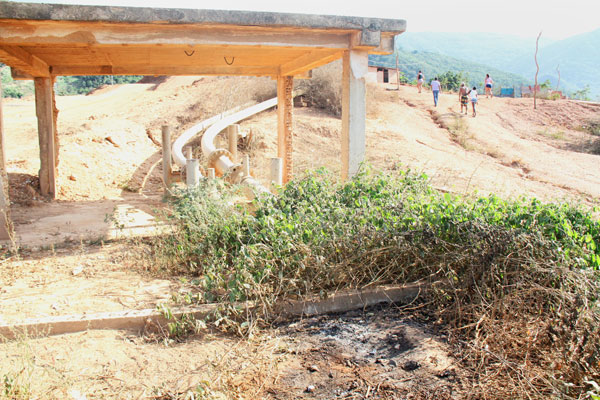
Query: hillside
[[370, 48, 529, 91], [2, 75, 599, 214], [391, 30, 600, 99]]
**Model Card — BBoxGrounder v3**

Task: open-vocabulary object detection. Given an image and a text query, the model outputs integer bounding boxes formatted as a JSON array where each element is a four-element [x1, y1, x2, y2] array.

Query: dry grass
[[296, 60, 342, 116]]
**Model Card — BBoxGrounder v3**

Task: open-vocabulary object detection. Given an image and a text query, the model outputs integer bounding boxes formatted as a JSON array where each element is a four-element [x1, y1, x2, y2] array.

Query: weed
[[118, 179, 140, 193], [448, 115, 475, 150], [145, 168, 600, 399], [538, 128, 566, 140]]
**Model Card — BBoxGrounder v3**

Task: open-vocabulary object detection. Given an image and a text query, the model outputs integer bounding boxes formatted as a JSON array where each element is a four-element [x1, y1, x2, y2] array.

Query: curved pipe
[[171, 97, 278, 196], [201, 97, 278, 173], [172, 107, 244, 169]]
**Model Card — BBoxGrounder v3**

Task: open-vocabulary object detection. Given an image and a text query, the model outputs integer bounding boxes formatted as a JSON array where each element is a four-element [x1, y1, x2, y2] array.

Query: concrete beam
[[277, 75, 294, 183], [341, 50, 367, 180], [34, 77, 57, 198], [0, 284, 424, 340], [0, 2, 407, 36]]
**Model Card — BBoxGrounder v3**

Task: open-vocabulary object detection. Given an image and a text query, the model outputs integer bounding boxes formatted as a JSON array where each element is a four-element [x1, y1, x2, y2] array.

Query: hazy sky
[[14, 0, 600, 40]]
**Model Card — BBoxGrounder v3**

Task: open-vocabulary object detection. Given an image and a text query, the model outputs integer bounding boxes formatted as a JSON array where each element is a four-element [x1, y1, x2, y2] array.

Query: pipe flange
[[207, 148, 233, 170]]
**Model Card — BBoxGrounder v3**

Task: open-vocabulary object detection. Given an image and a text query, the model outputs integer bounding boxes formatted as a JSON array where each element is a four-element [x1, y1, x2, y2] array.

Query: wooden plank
[[277, 76, 294, 183], [0, 45, 49, 77], [30, 44, 309, 67], [10, 67, 33, 80], [0, 80, 14, 241], [279, 50, 342, 76], [34, 77, 56, 198], [50, 64, 280, 76], [341, 51, 366, 181]]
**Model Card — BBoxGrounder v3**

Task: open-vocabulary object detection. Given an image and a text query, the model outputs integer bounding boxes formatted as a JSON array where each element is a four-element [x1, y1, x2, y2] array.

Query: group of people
[[416, 71, 494, 117]]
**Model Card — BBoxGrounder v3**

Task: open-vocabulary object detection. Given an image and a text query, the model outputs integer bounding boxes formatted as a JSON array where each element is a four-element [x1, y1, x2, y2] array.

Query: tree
[[438, 70, 466, 92], [572, 85, 591, 101]]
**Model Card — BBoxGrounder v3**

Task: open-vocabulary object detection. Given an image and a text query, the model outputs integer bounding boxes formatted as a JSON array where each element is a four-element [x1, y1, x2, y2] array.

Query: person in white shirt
[[469, 86, 478, 117], [484, 74, 494, 98], [430, 77, 441, 106]]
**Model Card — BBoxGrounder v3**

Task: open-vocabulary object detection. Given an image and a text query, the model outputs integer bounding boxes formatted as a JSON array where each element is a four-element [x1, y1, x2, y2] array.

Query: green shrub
[[147, 168, 600, 399]]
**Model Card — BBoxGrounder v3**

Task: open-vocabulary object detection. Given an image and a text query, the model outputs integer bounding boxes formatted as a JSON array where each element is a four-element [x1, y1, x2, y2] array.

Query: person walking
[[431, 77, 441, 106], [484, 74, 494, 98], [417, 70, 424, 93], [459, 83, 469, 114], [469, 86, 478, 117]]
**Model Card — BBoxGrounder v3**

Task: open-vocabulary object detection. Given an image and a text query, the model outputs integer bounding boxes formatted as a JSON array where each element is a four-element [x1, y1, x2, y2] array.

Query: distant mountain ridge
[[391, 30, 600, 99]]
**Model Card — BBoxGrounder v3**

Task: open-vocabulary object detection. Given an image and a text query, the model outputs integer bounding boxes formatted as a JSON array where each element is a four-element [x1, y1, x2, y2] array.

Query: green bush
[[148, 168, 600, 398]]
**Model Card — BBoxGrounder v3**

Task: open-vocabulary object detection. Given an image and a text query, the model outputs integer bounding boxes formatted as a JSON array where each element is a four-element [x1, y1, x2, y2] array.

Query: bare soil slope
[[1, 76, 600, 399], [3, 76, 599, 247]]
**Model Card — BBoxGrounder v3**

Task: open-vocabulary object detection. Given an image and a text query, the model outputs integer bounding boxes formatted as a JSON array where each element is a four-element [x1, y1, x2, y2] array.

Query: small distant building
[[499, 87, 515, 98], [367, 64, 401, 84]]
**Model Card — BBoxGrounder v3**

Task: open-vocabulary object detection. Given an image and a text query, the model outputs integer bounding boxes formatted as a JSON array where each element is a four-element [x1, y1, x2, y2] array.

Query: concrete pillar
[[0, 80, 14, 240], [341, 51, 367, 181], [34, 77, 57, 198], [207, 168, 215, 179], [277, 75, 293, 183], [186, 159, 200, 187], [227, 124, 239, 163], [270, 157, 283, 188], [242, 154, 250, 177], [185, 146, 193, 160], [161, 125, 172, 188]]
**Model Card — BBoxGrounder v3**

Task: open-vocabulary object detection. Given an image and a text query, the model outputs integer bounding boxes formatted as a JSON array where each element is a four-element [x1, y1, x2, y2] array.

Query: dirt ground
[[1, 303, 463, 399], [1, 75, 600, 398]]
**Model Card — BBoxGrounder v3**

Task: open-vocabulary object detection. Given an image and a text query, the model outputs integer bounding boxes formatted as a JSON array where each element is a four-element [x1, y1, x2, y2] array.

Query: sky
[[14, 0, 600, 40]]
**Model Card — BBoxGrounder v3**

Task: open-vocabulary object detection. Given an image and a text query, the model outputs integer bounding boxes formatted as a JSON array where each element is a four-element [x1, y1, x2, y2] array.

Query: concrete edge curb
[[0, 283, 425, 341]]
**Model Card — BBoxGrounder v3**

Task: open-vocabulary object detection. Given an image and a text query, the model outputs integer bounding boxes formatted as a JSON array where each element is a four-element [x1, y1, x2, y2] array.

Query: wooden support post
[[52, 77, 59, 167], [161, 125, 173, 188], [341, 51, 367, 181], [34, 77, 57, 198], [277, 75, 294, 184], [227, 124, 239, 163], [0, 80, 14, 241]]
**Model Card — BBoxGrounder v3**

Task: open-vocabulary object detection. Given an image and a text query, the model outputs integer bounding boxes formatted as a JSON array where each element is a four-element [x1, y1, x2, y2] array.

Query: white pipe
[[171, 104, 249, 170], [171, 97, 280, 195], [201, 97, 277, 174]]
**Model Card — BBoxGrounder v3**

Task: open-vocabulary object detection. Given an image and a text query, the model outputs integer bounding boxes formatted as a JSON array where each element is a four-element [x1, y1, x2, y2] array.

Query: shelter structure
[[0, 2, 406, 239]]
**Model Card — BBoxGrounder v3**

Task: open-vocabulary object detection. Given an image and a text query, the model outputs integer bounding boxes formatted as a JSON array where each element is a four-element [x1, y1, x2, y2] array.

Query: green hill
[[390, 30, 600, 99], [370, 48, 530, 92]]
